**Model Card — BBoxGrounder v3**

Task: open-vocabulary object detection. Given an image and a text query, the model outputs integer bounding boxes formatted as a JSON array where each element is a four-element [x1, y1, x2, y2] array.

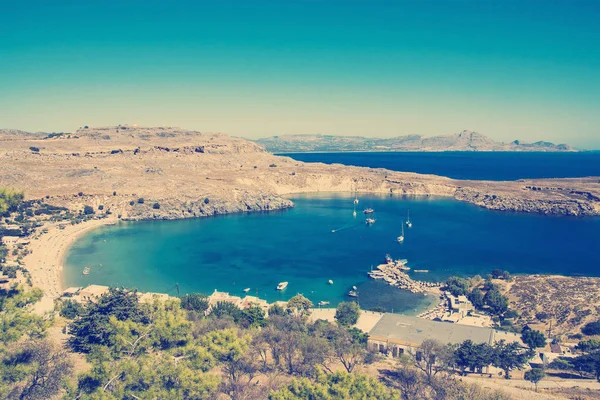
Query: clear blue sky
[[1, 0, 599, 148]]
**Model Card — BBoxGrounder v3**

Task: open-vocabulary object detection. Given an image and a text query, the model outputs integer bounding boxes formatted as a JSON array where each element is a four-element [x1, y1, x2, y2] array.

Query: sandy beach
[[23, 217, 116, 314]]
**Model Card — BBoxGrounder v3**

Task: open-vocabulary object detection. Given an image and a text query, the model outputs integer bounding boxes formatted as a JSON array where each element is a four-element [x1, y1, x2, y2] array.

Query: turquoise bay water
[[283, 152, 600, 181], [64, 194, 600, 313]]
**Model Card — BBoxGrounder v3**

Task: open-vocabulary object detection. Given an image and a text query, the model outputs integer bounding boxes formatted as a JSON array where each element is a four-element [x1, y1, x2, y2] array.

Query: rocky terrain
[[0, 126, 598, 219], [507, 275, 600, 336], [254, 130, 576, 153]]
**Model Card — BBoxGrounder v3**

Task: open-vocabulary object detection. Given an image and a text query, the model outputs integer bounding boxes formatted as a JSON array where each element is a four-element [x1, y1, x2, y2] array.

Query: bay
[[282, 152, 600, 180], [64, 193, 600, 313]]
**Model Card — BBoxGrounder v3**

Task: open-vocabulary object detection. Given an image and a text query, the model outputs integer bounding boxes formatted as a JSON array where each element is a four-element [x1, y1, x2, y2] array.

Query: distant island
[[253, 130, 576, 153]]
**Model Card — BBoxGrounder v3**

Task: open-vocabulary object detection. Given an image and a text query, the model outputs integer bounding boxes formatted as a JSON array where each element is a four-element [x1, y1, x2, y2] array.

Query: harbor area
[[367, 258, 442, 294]]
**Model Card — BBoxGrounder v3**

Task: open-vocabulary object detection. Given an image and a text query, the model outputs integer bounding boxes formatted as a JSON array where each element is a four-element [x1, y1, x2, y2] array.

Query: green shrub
[[335, 302, 361, 326], [60, 299, 84, 319], [83, 205, 94, 215], [180, 293, 209, 313], [137, 198, 144, 204], [152, 203, 160, 209], [582, 320, 600, 336]]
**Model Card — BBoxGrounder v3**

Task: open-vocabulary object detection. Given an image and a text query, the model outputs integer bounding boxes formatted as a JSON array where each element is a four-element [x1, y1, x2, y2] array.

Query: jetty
[[368, 263, 441, 294]]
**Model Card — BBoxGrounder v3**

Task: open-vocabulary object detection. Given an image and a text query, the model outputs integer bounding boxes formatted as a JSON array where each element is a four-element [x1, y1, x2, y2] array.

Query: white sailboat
[[406, 210, 412, 228], [397, 223, 405, 243], [353, 189, 359, 205]]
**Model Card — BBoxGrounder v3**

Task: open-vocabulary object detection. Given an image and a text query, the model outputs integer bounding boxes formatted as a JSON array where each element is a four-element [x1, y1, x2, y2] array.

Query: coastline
[[23, 217, 117, 314]]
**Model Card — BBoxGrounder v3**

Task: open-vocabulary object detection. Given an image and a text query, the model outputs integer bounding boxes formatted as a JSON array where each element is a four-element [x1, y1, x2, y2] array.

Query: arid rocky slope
[[0, 126, 598, 219]]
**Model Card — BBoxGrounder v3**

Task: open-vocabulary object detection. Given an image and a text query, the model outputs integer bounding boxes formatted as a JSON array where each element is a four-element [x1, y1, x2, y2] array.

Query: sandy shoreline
[[23, 217, 116, 314]]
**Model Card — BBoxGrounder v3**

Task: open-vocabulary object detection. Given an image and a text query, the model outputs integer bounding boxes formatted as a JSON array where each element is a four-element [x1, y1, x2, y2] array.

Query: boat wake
[[331, 221, 360, 233]]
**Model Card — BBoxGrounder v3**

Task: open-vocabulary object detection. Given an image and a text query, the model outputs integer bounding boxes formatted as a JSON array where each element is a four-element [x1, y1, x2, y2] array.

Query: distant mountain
[[253, 131, 576, 153]]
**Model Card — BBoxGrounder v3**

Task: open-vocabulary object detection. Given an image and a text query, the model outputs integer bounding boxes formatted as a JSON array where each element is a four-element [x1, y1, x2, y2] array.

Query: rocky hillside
[[254, 130, 576, 152], [0, 126, 597, 219]]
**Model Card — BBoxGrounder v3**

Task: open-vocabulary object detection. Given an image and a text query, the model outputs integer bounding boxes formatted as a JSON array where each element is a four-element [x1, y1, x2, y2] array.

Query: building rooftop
[[80, 284, 110, 297], [368, 313, 494, 347], [62, 287, 82, 295], [208, 290, 242, 306], [139, 292, 172, 304]]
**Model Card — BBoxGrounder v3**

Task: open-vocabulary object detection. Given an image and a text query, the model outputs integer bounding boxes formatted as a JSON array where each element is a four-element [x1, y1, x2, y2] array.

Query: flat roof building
[[369, 313, 494, 349], [208, 290, 242, 308], [77, 285, 110, 302], [139, 292, 172, 304], [367, 313, 524, 360]]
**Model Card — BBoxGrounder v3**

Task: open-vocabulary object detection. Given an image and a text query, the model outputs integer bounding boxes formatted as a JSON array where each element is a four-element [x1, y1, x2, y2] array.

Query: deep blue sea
[[282, 152, 600, 180], [65, 193, 600, 313]]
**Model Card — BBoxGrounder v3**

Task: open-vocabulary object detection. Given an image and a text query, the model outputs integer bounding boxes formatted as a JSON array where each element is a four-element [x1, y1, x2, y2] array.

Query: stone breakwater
[[368, 263, 443, 294]]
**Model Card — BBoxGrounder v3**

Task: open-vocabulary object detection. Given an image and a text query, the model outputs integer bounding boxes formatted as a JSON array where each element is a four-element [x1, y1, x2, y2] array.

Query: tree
[[453, 340, 494, 375], [524, 368, 545, 391], [521, 327, 546, 349], [0, 188, 24, 215], [77, 353, 220, 398], [483, 289, 509, 316], [468, 288, 484, 309], [68, 287, 149, 353], [445, 276, 470, 296], [502, 270, 511, 280], [571, 353, 600, 380], [491, 269, 503, 279], [576, 339, 600, 353], [0, 339, 74, 400], [0, 288, 46, 343], [582, 320, 600, 336], [83, 205, 94, 215], [334, 301, 360, 327], [210, 301, 242, 321], [59, 299, 84, 319], [492, 340, 534, 379], [407, 339, 452, 380], [287, 294, 313, 316], [321, 324, 367, 373], [269, 370, 397, 400], [240, 304, 266, 328], [152, 202, 160, 209], [383, 367, 424, 400], [268, 303, 286, 316], [137, 198, 144, 204], [548, 358, 574, 372], [180, 293, 209, 313]]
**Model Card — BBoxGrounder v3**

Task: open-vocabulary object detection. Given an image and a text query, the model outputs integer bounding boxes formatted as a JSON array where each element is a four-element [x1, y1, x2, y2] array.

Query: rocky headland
[[0, 125, 598, 219], [254, 130, 576, 153]]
